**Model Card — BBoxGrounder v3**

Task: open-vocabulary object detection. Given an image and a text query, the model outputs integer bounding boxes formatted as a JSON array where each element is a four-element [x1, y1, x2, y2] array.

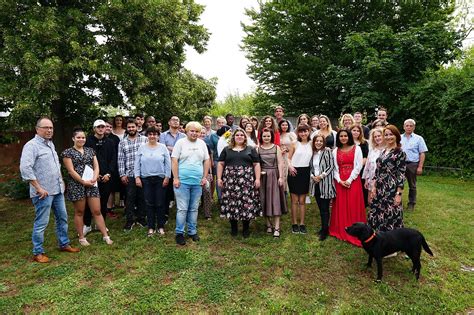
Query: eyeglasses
[[37, 126, 54, 130]]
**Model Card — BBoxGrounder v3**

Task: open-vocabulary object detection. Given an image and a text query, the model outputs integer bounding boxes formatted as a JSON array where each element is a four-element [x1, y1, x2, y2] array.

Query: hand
[[255, 178, 261, 189], [278, 177, 284, 187], [341, 180, 351, 188], [82, 180, 94, 187], [394, 194, 402, 206], [121, 176, 129, 185], [163, 177, 169, 187], [101, 174, 110, 183], [364, 181, 369, 190], [289, 166, 297, 176], [173, 178, 180, 188], [135, 177, 142, 188], [416, 167, 423, 175], [217, 179, 224, 188], [200, 177, 208, 187], [36, 187, 49, 199]]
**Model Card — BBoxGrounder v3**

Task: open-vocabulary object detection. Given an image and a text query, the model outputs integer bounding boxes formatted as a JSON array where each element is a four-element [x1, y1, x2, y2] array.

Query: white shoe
[[305, 196, 311, 204], [79, 238, 90, 246], [169, 200, 175, 209], [103, 236, 113, 245], [83, 225, 92, 236], [384, 252, 398, 258]]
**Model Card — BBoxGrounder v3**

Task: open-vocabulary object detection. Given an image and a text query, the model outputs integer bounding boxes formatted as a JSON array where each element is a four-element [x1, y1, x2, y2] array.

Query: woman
[[296, 113, 311, 127], [371, 119, 388, 130], [258, 115, 280, 145], [350, 124, 369, 207], [250, 116, 259, 131], [313, 115, 337, 149], [217, 128, 261, 238], [202, 116, 215, 146], [61, 128, 113, 246], [209, 116, 226, 201], [258, 128, 287, 238], [309, 134, 336, 241], [287, 124, 312, 234], [279, 120, 296, 193], [329, 129, 366, 247], [339, 113, 355, 130], [310, 115, 320, 132], [362, 128, 385, 205], [368, 125, 406, 233], [239, 115, 250, 129], [199, 128, 214, 219], [112, 115, 126, 140], [244, 122, 258, 147], [135, 126, 171, 236]]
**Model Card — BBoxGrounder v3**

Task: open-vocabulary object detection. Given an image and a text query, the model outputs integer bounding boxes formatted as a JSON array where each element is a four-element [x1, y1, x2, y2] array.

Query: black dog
[[345, 222, 433, 282]]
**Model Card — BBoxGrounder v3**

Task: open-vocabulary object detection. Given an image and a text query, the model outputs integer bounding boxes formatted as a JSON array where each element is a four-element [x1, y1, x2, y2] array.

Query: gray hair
[[404, 119, 416, 126]]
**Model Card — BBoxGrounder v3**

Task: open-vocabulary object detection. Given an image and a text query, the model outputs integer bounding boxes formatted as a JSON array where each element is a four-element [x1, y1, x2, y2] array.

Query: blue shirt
[[134, 143, 171, 178], [401, 133, 428, 163], [20, 135, 65, 198], [159, 129, 185, 154]]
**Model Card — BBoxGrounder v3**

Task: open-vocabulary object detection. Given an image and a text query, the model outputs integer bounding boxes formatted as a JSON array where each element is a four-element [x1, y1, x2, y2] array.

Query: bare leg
[[290, 193, 299, 224], [298, 194, 307, 225], [107, 191, 115, 209], [274, 216, 281, 231], [74, 199, 86, 239], [88, 197, 109, 237]]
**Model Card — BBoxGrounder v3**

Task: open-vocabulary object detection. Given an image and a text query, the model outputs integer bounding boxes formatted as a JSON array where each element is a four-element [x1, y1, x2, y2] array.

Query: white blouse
[[291, 142, 312, 167]]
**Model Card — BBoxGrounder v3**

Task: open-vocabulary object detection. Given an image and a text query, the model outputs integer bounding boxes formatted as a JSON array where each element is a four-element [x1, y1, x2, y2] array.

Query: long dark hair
[[336, 129, 355, 148]]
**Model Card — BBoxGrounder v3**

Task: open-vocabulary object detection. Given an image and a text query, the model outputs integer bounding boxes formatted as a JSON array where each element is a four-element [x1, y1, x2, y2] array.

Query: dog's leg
[[375, 256, 383, 282], [366, 254, 373, 268]]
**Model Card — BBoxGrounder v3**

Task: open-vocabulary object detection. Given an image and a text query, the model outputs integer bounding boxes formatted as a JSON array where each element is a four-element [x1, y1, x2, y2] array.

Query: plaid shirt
[[118, 135, 148, 177]]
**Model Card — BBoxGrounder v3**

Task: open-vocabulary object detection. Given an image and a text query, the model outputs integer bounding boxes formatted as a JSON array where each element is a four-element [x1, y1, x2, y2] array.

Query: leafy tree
[[0, 0, 213, 148], [242, 1, 461, 117], [209, 92, 257, 117]]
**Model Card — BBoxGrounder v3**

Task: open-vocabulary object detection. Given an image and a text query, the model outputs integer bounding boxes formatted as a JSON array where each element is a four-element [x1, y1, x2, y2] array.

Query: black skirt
[[287, 166, 310, 195]]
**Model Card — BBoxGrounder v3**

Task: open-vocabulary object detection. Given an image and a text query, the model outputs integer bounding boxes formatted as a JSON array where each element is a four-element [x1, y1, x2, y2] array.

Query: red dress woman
[[329, 129, 366, 247]]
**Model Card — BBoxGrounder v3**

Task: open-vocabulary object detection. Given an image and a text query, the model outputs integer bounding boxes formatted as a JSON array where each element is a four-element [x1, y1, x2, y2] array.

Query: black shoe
[[175, 234, 186, 246], [136, 219, 147, 227], [407, 203, 415, 211], [319, 232, 328, 241], [230, 220, 238, 236], [188, 234, 200, 242], [242, 220, 250, 238], [292, 224, 299, 234], [299, 225, 307, 234], [123, 221, 134, 231]]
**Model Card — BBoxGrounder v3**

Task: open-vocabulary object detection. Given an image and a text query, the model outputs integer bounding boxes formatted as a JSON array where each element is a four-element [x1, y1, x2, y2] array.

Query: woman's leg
[[290, 193, 299, 224], [142, 178, 157, 231], [74, 199, 86, 239], [87, 197, 109, 237], [298, 194, 307, 225], [274, 216, 281, 231]]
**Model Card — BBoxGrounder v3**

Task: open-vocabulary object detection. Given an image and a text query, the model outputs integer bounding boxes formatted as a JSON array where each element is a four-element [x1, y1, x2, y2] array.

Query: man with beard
[[118, 119, 148, 230]]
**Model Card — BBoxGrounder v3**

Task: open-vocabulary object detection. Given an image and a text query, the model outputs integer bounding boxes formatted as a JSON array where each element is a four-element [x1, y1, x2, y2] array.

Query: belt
[[406, 161, 419, 164]]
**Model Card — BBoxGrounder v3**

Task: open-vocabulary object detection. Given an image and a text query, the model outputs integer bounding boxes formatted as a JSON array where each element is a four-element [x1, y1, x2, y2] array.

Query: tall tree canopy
[[0, 0, 215, 146], [242, 1, 462, 119]]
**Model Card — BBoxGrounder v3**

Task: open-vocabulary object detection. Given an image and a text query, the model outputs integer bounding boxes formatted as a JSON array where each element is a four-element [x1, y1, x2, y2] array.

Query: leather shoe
[[33, 254, 49, 263], [60, 245, 80, 253]]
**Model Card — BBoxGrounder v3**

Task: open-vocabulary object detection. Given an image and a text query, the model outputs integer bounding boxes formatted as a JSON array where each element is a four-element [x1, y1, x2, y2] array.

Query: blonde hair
[[185, 121, 203, 132], [339, 113, 355, 129], [203, 115, 212, 123], [229, 128, 247, 149], [318, 115, 333, 134], [368, 128, 384, 150]]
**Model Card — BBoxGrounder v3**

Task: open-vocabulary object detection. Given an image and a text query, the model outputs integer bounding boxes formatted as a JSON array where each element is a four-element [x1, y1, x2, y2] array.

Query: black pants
[[164, 174, 175, 217], [125, 177, 146, 223], [405, 162, 419, 205], [314, 185, 330, 233], [84, 180, 110, 226], [142, 176, 166, 229]]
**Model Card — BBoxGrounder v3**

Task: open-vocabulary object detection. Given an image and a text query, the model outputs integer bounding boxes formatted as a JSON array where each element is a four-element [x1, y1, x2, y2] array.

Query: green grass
[[0, 175, 473, 313]]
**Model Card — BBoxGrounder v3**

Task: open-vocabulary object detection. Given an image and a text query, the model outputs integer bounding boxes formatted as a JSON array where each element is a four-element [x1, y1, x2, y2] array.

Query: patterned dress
[[219, 146, 262, 220], [61, 147, 100, 202], [368, 148, 406, 232]]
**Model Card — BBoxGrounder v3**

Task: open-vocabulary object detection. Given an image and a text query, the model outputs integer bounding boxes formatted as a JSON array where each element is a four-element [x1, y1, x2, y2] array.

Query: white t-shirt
[[171, 138, 210, 185]]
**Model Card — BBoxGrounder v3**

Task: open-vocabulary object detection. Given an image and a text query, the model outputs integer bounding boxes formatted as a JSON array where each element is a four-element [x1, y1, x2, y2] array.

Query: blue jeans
[[31, 193, 70, 255], [142, 176, 166, 229], [174, 183, 202, 236]]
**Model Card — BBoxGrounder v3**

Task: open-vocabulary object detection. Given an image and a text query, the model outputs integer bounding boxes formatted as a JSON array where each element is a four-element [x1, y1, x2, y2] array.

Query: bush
[[0, 177, 29, 200]]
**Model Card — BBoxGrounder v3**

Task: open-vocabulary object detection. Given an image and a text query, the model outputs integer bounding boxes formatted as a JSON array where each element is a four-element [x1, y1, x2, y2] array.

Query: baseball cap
[[93, 119, 106, 128]]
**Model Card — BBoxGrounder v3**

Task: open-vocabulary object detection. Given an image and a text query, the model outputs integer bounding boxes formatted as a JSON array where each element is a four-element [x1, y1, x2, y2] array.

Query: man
[[20, 117, 79, 263], [274, 106, 294, 131], [376, 107, 389, 125], [145, 115, 157, 130], [155, 120, 163, 133], [135, 113, 145, 134], [104, 120, 122, 212], [83, 119, 117, 235], [118, 119, 148, 230], [401, 119, 428, 211], [171, 121, 210, 245], [353, 112, 370, 140], [225, 113, 238, 131], [160, 116, 186, 215]]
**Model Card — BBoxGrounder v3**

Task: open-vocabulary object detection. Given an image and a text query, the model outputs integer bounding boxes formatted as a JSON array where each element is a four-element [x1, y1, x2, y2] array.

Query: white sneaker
[[169, 200, 175, 209], [384, 252, 398, 258], [79, 238, 90, 246], [305, 196, 311, 204], [103, 236, 113, 245], [83, 225, 92, 236]]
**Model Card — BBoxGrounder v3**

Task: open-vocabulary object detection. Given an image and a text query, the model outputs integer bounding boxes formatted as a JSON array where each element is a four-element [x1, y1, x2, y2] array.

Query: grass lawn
[[0, 175, 472, 313]]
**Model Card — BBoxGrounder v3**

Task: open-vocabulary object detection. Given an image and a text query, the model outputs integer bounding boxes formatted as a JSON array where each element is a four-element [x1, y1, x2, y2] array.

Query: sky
[[184, 0, 258, 101]]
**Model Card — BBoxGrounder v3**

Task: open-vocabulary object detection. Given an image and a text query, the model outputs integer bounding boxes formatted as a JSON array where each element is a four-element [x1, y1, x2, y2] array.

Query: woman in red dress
[[329, 129, 366, 247]]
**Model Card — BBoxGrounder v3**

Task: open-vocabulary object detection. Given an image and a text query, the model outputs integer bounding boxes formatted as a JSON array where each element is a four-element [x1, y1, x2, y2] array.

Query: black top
[[85, 135, 116, 175], [326, 133, 335, 149], [360, 142, 369, 158], [219, 146, 259, 166]]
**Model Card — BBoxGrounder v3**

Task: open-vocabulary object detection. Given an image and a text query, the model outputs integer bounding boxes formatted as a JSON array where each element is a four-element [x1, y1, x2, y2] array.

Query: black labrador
[[345, 222, 433, 282]]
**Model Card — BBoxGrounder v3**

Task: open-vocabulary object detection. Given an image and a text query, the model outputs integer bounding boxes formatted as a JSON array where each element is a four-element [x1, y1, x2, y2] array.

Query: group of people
[[20, 106, 428, 262]]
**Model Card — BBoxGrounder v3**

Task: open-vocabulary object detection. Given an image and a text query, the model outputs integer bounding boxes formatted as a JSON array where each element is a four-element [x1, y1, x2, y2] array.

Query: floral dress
[[61, 147, 100, 202], [368, 148, 406, 232], [219, 146, 262, 220]]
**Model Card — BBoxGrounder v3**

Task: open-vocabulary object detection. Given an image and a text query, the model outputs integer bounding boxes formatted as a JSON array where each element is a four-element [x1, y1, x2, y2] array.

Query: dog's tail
[[422, 237, 434, 256]]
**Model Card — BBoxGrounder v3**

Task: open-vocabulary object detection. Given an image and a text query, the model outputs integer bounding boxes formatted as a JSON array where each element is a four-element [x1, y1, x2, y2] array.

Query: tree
[[0, 0, 213, 148], [242, 1, 462, 117]]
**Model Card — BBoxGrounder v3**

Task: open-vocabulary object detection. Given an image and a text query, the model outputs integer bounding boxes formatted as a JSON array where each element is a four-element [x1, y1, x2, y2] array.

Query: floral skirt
[[220, 165, 262, 221]]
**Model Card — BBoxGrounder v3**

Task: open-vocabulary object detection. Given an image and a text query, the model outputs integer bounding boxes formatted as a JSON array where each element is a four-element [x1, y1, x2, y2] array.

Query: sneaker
[[147, 229, 155, 237], [158, 228, 165, 235], [78, 238, 90, 246], [176, 234, 186, 246], [292, 224, 299, 234], [136, 219, 147, 228], [299, 225, 307, 234], [188, 234, 200, 242], [384, 252, 398, 258], [407, 203, 415, 211], [83, 225, 92, 236], [169, 200, 175, 209], [103, 236, 114, 245], [123, 221, 134, 231]]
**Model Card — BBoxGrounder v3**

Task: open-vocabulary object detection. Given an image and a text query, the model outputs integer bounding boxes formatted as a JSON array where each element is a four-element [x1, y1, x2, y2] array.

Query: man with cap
[[82, 119, 118, 234]]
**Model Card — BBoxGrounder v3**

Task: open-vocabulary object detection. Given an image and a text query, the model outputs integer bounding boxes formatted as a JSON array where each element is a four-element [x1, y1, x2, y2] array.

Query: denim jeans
[[31, 193, 70, 255], [125, 177, 146, 223], [174, 183, 202, 235], [142, 176, 166, 229]]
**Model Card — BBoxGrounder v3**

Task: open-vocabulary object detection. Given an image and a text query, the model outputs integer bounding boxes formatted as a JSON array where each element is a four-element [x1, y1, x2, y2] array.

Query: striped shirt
[[118, 135, 148, 177]]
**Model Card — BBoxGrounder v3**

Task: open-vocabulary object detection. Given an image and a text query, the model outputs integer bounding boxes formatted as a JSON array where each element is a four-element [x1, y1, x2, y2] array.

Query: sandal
[[266, 224, 273, 234], [79, 238, 90, 246], [147, 229, 155, 237], [273, 229, 280, 238], [103, 236, 114, 245]]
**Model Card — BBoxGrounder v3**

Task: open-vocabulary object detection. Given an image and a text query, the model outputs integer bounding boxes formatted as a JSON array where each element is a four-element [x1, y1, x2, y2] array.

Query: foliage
[[209, 92, 257, 117], [0, 176, 473, 312], [0, 177, 29, 199], [242, 1, 462, 117], [400, 47, 474, 174], [0, 0, 214, 149]]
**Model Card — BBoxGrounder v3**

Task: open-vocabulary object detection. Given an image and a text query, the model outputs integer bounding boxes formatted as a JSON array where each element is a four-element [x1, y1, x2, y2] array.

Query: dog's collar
[[364, 233, 376, 243]]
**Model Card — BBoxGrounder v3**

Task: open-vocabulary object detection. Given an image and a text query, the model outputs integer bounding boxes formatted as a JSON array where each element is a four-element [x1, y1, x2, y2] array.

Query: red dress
[[329, 146, 367, 247]]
